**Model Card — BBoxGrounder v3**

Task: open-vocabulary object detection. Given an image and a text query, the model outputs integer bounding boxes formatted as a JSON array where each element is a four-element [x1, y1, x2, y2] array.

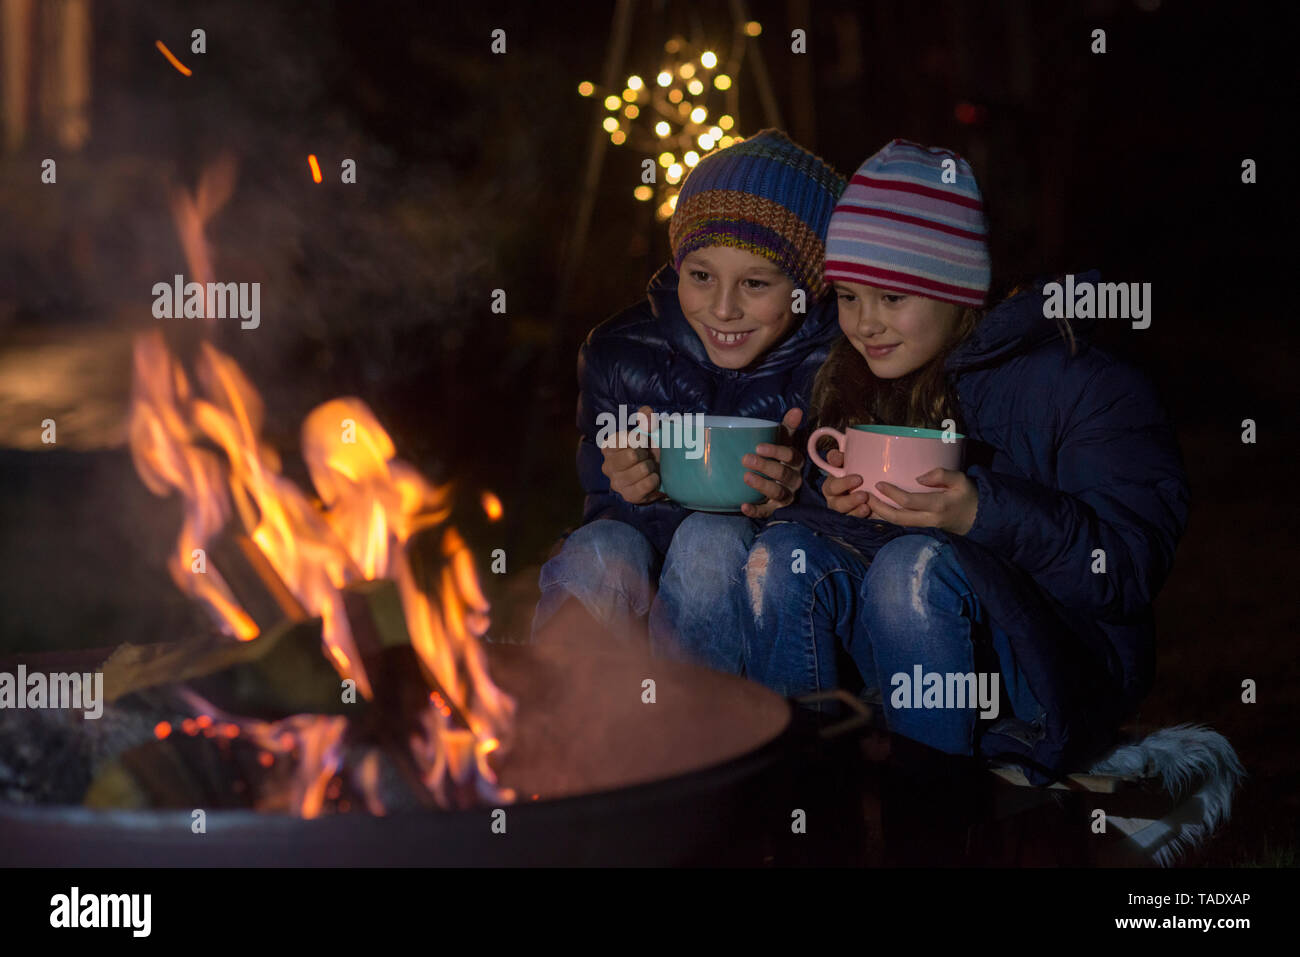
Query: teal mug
[[649, 414, 780, 512]]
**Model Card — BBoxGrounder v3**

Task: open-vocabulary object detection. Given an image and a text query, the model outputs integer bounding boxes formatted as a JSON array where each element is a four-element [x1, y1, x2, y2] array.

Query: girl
[[532, 130, 847, 665], [736, 140, 1190, 783]]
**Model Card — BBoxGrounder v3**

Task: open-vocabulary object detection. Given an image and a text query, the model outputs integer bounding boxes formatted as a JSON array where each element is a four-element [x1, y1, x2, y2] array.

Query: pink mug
[[807, 424, 965, 508]]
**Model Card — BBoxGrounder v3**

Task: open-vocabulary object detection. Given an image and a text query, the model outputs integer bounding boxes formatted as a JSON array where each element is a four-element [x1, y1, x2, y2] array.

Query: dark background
[[0, 0, 1294, 864]]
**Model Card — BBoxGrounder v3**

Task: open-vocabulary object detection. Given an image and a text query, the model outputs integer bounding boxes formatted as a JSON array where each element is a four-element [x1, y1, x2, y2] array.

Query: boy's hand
[[600, 405, 666, 505], [740, 408, 805, 519], [869, 468, 978, 535], [822, 449, 873, 518]]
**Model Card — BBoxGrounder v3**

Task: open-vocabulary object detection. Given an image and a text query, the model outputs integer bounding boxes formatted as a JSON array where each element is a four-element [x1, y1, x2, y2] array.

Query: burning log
[[343, 577, 470, 730], [88, 577, 479, 813], [85, 728, 269, 811], [102, 527, 341, 721], [101, 618, 350, 721], [204, 528, 309, 634], [340, 578, 478, 810]]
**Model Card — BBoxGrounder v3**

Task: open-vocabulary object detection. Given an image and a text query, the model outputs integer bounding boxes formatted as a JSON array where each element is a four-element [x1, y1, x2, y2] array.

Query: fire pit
[[0, 599, 880, 866]]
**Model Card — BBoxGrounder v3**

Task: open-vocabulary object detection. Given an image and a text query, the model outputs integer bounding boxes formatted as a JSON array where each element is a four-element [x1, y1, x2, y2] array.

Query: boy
[[533, 130, 846, 664]]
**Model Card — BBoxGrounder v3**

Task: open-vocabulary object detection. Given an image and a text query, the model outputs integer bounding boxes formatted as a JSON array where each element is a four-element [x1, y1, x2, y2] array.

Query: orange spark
[[481, 490, 503, 521], [155, 40, 192, 77], [154, 721, 172, 740], [307, 154, 323, 183]]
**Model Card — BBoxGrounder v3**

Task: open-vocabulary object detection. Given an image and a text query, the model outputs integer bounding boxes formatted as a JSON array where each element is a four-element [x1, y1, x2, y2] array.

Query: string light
[[578, 31, 749, 220]]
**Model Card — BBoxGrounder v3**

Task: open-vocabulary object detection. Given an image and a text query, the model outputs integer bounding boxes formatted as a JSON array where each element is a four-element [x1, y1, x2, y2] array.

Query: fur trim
[[1087, 723, 1245, 867]]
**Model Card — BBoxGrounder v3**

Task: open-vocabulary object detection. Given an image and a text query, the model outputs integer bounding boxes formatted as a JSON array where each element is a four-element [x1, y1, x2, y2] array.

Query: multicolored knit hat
[[824, 139, 990, 308], [669, 129, 846, 300]]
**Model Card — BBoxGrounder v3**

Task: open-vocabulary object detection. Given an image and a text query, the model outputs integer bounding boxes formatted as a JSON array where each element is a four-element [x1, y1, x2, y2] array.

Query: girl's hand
[[868, 468, 978, 535], [822, 449, 873, 518], [600, 405, 667, 505], [740, 408, 805, 519]]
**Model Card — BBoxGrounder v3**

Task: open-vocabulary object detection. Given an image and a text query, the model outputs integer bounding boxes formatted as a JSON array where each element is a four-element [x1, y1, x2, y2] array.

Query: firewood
[[205, 528, 308, 633], [84, 733, 269, 810], [102, 618, 353, 720], [342, 578, 471, 730]]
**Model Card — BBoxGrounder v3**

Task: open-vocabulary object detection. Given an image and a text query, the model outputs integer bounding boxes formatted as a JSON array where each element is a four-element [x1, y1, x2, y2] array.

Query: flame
[[155, 40, 192, 77], [129, 160, 516, 815], [130, 336, 517, 812]]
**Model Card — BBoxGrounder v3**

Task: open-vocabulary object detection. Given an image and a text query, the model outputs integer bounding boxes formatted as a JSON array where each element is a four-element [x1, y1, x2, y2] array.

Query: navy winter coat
[[774, 271, 1191, 783], [574, 261, 842, 557]]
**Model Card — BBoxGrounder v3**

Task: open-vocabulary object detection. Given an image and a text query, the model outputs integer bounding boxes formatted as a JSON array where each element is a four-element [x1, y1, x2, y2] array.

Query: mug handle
[[807, 427, 847, 477]]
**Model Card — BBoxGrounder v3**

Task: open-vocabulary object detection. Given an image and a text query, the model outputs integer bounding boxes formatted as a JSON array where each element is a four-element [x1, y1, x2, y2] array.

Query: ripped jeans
[[531, 514, 758, 654], [739, 522, 1045, 756]]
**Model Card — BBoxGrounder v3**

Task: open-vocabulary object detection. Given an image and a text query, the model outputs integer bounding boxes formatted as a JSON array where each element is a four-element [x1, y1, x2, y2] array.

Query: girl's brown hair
[[809, 290, 1077, 436]]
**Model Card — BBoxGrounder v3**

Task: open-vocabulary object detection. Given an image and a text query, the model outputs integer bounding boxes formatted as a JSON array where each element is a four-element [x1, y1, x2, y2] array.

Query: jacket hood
[[644, 261, 840, 376], [945, 269, 1102, 376]]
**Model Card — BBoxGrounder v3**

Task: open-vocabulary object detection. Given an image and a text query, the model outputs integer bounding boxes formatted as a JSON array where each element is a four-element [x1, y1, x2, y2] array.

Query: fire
[[129, 160, 516, 815], [130, 336, 517, 812], [307, 154, 323, 183], [154, 40, 192, 77]]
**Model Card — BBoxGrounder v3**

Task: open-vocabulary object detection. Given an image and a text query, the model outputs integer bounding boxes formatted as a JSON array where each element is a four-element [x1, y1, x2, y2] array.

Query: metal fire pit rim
[[0, 701, 815, 866]]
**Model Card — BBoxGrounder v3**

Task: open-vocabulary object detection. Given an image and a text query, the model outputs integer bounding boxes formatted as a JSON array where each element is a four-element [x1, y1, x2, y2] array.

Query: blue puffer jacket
[[574, 261, 842, 557], [773, 270, 1191, 783]]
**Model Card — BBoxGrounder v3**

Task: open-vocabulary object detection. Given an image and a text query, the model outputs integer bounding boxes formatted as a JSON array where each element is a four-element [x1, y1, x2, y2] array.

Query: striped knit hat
[[824, 139, 990, 308], [669, 129, 846, 300]]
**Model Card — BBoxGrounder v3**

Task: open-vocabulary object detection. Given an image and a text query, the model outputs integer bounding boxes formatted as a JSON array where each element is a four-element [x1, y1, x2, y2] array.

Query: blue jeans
[[649, 512, 757, 668], [531, 514, 756, 651], [742, 524, 1045, 756], [531, 519, 661, 641]]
